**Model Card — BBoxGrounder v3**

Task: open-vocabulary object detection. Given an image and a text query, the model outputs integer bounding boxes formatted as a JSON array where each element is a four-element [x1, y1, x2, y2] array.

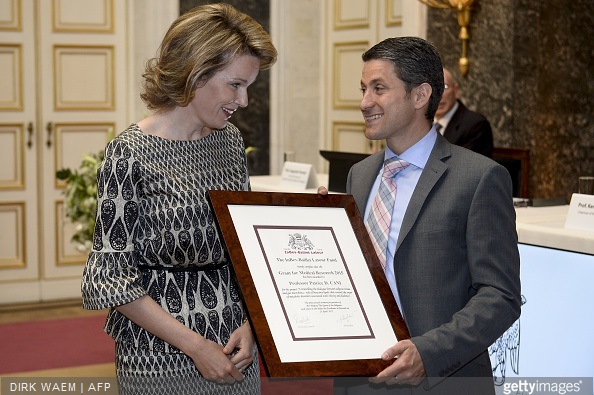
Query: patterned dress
[[81, 124, 260, 395]]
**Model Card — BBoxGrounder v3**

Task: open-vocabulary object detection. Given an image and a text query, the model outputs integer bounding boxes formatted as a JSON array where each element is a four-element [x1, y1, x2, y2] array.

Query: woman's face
[[190, 54, 260, 130]]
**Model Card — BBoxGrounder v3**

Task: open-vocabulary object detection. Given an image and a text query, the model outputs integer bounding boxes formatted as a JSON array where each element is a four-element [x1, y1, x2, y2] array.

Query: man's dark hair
[[362, 37, 444, 122]]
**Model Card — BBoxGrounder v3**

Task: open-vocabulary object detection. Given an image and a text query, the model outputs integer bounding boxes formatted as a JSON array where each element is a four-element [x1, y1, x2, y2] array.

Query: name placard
[[565, 193, 594, 232], [279, 161, 318, 190]]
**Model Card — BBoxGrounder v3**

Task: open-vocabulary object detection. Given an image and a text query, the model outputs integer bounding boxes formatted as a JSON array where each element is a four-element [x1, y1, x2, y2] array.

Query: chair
[[320, 148, 531, 198], [319, 150, 369, 193], [492, 147, 530, 198]]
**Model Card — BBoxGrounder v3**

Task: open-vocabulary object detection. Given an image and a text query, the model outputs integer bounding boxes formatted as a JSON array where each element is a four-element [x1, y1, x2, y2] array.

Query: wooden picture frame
[[207, 190, 409, 377]]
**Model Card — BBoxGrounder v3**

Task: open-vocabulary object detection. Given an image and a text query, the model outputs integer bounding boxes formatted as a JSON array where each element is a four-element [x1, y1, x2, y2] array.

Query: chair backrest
[[492, 147, 530, 198], [320, 148, 531, 197], [320, 150, 369, 193]]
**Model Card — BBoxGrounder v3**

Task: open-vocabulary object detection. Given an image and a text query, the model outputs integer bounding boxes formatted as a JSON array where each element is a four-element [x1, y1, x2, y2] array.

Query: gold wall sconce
[[418, 0, 475, 76]]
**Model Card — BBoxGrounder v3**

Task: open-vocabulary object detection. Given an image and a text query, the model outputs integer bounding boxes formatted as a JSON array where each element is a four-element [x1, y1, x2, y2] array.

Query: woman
[[81, 4, 277, 394]]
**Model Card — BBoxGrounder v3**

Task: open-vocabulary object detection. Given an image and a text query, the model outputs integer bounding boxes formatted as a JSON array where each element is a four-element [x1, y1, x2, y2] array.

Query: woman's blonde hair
[[140, 3, 277, 111]]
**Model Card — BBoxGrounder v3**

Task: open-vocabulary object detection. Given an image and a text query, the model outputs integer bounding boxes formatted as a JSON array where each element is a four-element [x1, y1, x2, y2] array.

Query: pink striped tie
[[366, 157, 410, 270]]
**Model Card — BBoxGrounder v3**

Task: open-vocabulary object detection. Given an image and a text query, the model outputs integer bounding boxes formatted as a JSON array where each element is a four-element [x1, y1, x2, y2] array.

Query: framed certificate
[[207, 191, 410, 377]]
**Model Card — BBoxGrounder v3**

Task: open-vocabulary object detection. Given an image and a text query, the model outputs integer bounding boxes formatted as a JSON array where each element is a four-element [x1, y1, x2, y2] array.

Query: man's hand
[[317, 186, 329, 195], [370, 339, 426, 386]]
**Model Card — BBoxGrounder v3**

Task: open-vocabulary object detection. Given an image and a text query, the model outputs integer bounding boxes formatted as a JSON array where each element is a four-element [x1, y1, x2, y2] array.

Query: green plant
[[56, 143, 254, 252], [56, 150, 104, 252]]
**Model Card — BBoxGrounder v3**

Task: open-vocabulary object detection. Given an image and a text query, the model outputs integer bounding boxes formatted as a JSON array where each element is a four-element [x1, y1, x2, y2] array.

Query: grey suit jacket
[[346, 133, 521, 385]]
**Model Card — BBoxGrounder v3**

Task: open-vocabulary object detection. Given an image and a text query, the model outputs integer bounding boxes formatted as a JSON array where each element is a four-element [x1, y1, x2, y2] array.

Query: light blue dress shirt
[[363, 128, 438, 314]]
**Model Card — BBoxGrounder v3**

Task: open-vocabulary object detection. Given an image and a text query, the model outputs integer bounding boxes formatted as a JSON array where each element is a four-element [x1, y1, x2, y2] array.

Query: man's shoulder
[[352, 151, 383, 169], [348, 151, 384, 189], [447, 142, 497, 168]]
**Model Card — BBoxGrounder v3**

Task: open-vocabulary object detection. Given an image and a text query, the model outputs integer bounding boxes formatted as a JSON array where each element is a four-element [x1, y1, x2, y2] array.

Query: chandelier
[[418, 0, 475, 76]]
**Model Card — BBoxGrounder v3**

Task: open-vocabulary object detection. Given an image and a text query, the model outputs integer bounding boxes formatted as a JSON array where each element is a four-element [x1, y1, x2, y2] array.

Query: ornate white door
[[323, 0, 427, 154], [0, 0, 39, 301], [0, 0, 129, 304]]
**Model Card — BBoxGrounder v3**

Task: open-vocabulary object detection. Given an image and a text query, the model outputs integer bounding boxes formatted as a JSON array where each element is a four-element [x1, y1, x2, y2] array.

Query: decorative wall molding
[[55, 201, 87, 266], [0, 124, 24, 190], [334, 0, 370, 30], [0, 0, 21, 31], [333, 41, 369, 109], [0, 44, 23, 110], [53, 122, 114, 188], [385, 0, 403, 27], [53, 0, 114, 33], [53, 45, 115, 110], [0, 202, 26, 270]]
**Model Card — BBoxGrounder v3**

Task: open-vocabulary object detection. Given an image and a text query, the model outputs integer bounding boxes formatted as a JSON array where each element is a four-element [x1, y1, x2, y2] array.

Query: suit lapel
[[396, 135, 451, 250], [443, 100, 466, 143], [352, 152, 384, 215]]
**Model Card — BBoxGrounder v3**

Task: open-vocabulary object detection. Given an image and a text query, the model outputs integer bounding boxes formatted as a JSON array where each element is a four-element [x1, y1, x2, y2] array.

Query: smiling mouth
[[222, 107, 237, 118], [364, 114, 382, 122]]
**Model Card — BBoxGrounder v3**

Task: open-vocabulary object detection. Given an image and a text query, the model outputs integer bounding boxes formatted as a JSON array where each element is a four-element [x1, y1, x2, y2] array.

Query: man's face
[[360, 59, 416, 142], [435, 69, 459, 119]]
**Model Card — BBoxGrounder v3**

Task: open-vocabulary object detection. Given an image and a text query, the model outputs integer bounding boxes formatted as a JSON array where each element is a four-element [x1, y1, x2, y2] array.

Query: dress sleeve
[[81, 137, 146, 310]]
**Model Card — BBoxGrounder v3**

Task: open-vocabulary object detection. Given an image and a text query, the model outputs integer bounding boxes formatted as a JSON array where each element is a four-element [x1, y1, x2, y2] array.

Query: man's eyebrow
[[361, 78, 385, 86]]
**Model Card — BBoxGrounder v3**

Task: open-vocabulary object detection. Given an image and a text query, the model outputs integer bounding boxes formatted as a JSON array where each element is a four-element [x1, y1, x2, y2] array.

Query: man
[[434, 67, 494, 158], [346, 37, 520, 393]]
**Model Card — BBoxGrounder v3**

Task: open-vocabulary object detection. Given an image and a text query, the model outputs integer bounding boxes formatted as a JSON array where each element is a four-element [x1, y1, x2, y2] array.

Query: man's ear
[[414, 83, 432, 110]]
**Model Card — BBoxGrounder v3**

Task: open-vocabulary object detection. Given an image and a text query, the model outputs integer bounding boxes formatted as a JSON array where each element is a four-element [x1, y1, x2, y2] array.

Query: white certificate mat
[[253, 225, 374, 340], [208, 191, 409, 377]]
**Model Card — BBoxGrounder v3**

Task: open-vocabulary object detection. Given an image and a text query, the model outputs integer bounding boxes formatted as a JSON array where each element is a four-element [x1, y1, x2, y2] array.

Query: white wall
[[127, 0, 179, 124], [270, 0, 324, 174], [270, 0, 427, 175]]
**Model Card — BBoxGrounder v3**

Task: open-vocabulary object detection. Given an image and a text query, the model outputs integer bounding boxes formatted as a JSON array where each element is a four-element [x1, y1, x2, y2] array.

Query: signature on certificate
[[294, 314, 312, 326], [337, 313, 354, 326]]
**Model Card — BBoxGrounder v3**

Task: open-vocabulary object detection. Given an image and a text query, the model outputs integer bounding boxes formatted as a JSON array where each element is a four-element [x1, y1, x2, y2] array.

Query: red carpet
[[0, 315, 114, 374], [0, 315, 332, 393]]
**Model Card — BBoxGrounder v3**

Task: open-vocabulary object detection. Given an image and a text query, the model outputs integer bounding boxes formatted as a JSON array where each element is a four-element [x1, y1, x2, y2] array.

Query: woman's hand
[[116, 295, 244, 385], [223, 319, 255, 373], [185, 336, 245, 385]]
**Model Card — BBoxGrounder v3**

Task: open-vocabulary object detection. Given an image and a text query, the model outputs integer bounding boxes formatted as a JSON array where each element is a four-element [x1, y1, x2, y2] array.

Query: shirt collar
[[435, 100, 459, 130], [384, 129, 437, 171]]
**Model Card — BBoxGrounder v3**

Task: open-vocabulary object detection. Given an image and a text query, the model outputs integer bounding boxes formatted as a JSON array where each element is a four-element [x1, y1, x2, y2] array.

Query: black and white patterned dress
[[81, 124, 260, 394]]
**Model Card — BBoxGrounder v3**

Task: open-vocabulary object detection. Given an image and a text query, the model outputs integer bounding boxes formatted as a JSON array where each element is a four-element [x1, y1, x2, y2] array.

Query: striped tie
[[365, 157, 410, 270]]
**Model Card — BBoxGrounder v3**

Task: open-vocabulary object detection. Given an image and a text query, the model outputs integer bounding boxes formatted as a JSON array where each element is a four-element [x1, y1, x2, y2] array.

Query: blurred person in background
[[434, 67, 494, 158]]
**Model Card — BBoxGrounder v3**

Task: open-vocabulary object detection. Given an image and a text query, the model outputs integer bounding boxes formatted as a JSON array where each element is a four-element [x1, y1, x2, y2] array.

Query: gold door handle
[[46, 122, 53, 148], [27, 122, 34, 149]]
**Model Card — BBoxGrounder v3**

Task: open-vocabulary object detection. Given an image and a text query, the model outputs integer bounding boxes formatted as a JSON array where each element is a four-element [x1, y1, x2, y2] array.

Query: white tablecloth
[[249, 174, 329, 194], [515, 205, 594, 255]]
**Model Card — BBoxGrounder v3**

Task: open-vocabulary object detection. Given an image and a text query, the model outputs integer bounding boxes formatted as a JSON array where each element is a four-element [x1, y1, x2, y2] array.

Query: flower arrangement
[[56, 150, 104, 252]]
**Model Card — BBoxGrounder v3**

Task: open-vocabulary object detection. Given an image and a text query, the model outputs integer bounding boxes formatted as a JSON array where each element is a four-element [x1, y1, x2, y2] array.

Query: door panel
[[0, 0, 40, 302], [0, 0, 128, 303], [323, 0, 426, 155], [38, 0, 127, 293]]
